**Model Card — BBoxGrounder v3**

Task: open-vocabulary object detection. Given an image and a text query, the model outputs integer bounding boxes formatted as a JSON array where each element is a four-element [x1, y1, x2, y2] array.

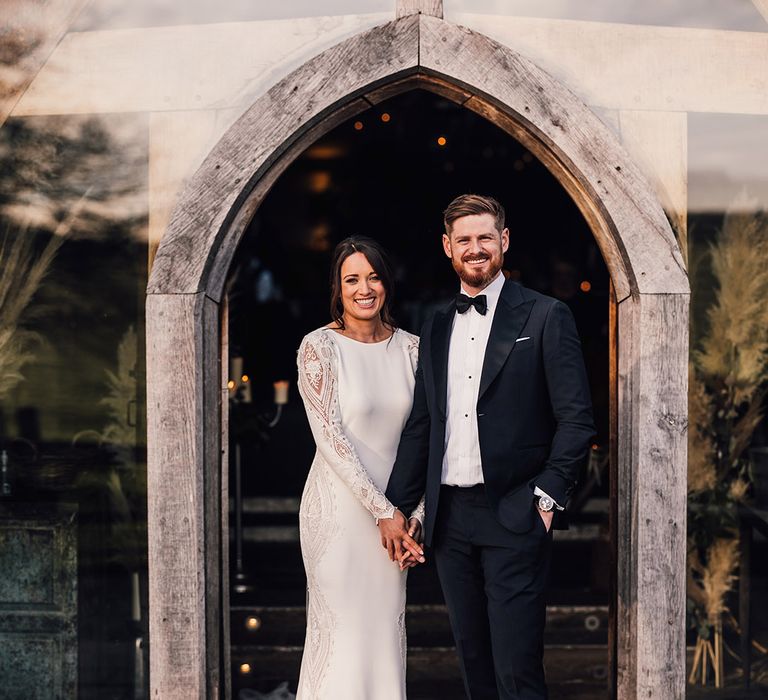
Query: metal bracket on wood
[[396, 0, 443, 19]]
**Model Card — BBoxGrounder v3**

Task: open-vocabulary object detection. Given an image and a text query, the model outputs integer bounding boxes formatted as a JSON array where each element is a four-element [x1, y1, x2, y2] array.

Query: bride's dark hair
[[329, 236, 396, 331]]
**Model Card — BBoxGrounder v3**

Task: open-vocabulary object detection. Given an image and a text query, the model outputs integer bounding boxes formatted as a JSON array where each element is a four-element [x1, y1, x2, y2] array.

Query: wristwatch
[[537, 494, 555, 512]]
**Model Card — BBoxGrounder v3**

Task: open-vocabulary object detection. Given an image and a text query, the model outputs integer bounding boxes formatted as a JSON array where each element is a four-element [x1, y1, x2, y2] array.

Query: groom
[[379, 194, 595, 699]]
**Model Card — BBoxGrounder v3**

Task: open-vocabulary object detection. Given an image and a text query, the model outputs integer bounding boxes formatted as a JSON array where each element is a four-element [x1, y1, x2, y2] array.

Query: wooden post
[[616, 294, 688, 699], [608, 281, 619, 698], [146, 293, 222, 699]]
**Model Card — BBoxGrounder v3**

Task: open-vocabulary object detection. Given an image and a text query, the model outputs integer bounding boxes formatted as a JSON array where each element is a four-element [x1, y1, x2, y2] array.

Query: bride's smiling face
[[339, 252, 386, 323]]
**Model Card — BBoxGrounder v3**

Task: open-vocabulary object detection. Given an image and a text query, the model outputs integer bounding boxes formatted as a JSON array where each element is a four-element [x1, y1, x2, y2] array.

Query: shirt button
[[471, 337, 475, 341], [468, 375, 472, 379], [464, 413, 468, 417]]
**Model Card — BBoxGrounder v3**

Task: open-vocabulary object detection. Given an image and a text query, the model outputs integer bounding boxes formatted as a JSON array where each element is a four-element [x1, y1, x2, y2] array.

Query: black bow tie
[[456, 293, 488, 316]]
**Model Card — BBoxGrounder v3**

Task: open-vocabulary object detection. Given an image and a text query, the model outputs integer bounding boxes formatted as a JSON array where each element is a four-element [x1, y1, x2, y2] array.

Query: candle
[[273, 380, 290, 405]]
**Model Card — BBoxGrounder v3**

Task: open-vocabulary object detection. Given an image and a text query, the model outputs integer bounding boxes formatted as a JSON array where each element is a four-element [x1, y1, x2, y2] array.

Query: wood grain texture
[[148, 15, 419, 297], [146, 293, 221, 699], [617, 293, 689, 699], [396, 0, 443, 19], [418, 15, 688, 300], [220, 296, 231, 700], [365, 73, 471, 106], [619, 111, 688, 267], [608, 282, 619, 699], [449, 12, 768, 115]]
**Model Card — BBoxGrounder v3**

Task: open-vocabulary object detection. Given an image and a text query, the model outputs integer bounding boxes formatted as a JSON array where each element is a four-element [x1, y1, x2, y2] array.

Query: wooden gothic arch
[[146, 11, 689, 699]]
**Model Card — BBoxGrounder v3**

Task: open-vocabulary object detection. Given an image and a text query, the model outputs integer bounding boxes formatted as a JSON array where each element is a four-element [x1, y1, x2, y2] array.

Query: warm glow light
[[241, 374, 249, 383], [353, 121, 364, 131], [307, 170, 332, 193], [227, 380, 236, 390], [592, 444, 599, 451], [437, 136, 447, 146], [240, 663, 251, 675], [274, 380, 290, 405], [305, 144, 347, 160], [245, 616, 261, 631], [580, 280, 592, 293], [381, 112, 391, 123]]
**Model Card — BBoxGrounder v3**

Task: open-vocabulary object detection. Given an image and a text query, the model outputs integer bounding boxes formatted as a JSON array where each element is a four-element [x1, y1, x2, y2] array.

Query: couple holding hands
[[295, 194, 595, 700]]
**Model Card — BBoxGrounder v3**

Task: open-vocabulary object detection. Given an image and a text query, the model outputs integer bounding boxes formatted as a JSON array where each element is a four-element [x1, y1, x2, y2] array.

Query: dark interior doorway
[[226, 89, 611, 698]]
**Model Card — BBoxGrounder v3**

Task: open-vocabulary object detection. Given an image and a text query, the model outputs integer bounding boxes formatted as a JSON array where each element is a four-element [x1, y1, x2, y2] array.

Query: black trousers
[[433, 485, 552, 700]]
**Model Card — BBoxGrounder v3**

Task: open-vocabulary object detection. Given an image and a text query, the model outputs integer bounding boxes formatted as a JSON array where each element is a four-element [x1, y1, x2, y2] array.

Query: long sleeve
[[386, 339, 431, 516], [297, 332, 396, 521], [535, 301, 596, 506]]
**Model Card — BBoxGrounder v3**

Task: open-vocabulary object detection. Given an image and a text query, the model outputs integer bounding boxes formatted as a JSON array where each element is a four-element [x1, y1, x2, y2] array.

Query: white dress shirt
[[440, 273, 563, 510], [441, 272, 505, 486]]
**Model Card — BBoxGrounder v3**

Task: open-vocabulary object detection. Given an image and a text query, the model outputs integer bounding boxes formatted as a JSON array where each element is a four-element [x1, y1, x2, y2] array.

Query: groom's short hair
[[443, 194, 505, 235]]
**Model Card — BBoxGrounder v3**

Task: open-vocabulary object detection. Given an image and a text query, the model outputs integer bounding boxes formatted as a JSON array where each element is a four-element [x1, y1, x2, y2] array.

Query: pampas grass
[[696, 209, 768, 405], [100, 325, 137, 447], [0, 223, 61, 400], [0, 192, 89, 401], [688, 370, 717, 494], [701, 539, 739, 625], [687, 204, 768, 686]]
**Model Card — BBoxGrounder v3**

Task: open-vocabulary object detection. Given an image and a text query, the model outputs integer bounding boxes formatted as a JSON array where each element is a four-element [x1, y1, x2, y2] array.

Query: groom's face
[[442, 213, 509, 292]]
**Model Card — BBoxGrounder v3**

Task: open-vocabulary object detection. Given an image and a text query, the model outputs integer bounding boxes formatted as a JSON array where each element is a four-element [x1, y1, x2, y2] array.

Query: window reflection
[[0, 113, 148, 698]]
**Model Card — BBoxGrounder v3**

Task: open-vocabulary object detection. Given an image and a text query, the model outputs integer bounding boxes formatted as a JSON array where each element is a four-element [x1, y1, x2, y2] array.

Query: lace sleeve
[[297, 332, 396, 521], [409, 495, 425, 526], [403, 331, 425, 526]]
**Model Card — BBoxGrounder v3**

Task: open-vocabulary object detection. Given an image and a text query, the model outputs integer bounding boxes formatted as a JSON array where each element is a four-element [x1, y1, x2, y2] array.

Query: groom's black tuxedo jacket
[[386, 279, 595, 546]]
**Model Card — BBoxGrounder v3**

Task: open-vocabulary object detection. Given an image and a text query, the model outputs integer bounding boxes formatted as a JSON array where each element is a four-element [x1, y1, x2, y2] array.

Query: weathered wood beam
[[0, 0, 91, 128], [146, 293, 222, 699], [396, 0, 443, 18], [12, 14, 768, 117], [617, 293, 689, 700]]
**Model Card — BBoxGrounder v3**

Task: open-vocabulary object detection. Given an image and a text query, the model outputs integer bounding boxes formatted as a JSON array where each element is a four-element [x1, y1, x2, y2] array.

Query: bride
[[296, 236, 425, 699]]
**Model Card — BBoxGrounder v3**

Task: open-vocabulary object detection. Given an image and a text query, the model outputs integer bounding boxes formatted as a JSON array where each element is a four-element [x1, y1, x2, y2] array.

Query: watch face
[[538, 495, 554, 512]]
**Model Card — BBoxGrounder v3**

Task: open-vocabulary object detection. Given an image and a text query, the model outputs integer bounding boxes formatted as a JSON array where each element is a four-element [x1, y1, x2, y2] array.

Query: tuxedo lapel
[[431, 303, 454, 419], [478, 281, 535, 399]]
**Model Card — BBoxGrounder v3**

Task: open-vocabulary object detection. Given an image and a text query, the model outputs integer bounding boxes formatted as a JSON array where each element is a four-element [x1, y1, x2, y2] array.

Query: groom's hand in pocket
[[378, 510, 425, 564]]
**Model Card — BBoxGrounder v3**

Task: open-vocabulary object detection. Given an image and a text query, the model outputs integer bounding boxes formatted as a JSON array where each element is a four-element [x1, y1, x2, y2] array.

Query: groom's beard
[[452, 252, 504, 290]]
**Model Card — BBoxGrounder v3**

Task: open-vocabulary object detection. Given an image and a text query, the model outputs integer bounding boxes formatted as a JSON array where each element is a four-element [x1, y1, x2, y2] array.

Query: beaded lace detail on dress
[[297, 329, 397, 520], [296, 462, 337, 697]]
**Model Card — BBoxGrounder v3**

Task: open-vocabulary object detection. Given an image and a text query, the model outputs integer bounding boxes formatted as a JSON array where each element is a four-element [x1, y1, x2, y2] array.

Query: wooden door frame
[[146, 13, 689, 699]]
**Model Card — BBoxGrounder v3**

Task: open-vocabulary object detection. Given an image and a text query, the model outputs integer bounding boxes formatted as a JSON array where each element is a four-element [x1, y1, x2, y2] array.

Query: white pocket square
[[515, 336, 531, 342]]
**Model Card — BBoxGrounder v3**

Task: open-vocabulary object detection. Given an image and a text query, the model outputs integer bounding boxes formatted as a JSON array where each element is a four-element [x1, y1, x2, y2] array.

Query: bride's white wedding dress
[[296, 327, 423, 700]]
